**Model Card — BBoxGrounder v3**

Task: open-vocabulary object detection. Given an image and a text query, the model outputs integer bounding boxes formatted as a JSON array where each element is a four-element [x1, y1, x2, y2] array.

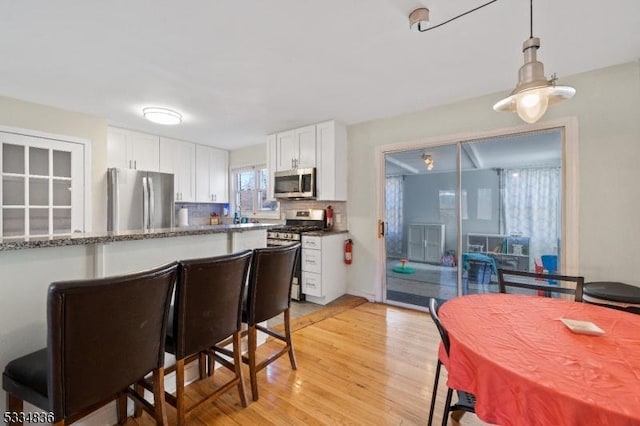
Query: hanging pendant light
[[493, 0, 575, 123]]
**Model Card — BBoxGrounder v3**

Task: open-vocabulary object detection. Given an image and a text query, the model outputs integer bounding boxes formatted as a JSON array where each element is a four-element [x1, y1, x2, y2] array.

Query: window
[[232, 165, 278, 218], [1, 132, 86, 238]]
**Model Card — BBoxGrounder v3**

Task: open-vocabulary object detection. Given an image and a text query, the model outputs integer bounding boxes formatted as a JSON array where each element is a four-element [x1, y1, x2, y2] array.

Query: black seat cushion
[[2, 348, 50, 409]]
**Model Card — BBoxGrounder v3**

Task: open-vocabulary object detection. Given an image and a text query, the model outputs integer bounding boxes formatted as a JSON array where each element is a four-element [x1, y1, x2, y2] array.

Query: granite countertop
[[0, 223, 276, 252]]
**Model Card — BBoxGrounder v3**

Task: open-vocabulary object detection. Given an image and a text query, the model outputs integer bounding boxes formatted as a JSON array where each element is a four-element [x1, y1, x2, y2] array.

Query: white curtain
[[385, 176, 403, 257], [503, 167, 560, 269]]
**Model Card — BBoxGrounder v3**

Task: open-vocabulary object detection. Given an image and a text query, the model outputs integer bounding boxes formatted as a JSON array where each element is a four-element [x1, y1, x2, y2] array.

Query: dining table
[[438, 293, 640, 426]]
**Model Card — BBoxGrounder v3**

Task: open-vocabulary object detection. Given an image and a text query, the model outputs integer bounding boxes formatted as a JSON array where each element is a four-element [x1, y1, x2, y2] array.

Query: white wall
[[229, 142, 266, 169], [0, 95, 108, 232], [347, 61, 640, 299]]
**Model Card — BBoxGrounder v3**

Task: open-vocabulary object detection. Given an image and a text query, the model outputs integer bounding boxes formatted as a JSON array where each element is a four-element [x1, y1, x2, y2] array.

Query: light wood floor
[[127, 298, 489, 425]]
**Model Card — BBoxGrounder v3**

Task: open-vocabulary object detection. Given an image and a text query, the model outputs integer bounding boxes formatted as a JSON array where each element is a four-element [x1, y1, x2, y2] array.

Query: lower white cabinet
[[301, 233, 347, 305], [407, 224, 445, 264]]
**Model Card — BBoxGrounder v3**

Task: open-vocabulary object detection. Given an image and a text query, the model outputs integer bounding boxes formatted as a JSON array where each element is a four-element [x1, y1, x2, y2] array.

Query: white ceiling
[[1, 1, 638, 150]]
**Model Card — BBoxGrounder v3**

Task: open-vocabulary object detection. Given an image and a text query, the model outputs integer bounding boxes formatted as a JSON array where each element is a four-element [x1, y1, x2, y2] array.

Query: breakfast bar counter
[[0, 224, 273, 422], [0, 222, 274, 251]]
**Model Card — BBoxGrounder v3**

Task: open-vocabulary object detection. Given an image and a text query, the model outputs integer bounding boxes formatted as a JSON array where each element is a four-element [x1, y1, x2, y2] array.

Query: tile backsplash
[[278, 200, 347, 231], [175, 200, 348, 230], [174, 203, 226, 226]]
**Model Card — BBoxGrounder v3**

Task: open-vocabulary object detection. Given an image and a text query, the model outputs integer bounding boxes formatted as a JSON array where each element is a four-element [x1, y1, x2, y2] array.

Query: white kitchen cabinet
[[407, 224, 445, 264], [315, 120, 347, 201], [195, 145, 229, 203], [301, 233, 347, 305], [267, 120, 346, 201], [275, 124, 317, 172], [266, 134, 277, 200], [159, 137, 195, 202], [107, 127, 159, 171]]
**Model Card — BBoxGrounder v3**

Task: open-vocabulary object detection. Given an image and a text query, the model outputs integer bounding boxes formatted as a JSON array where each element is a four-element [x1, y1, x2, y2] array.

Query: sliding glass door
[[460, 130, 562, 295], [383, 128, 563, 307], [384, 144, 459, 307]]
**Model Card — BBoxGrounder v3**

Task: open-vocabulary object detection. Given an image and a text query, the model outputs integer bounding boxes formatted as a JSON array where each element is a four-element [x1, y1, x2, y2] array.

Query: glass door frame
[[375, 117, 579, 305]]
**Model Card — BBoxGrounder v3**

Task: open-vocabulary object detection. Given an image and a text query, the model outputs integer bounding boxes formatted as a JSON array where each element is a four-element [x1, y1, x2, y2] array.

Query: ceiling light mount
[[409, 1, 498, 33], [143, 107, 183, 125], [493, 0, 575, 123], [409, 8, 430, 32]]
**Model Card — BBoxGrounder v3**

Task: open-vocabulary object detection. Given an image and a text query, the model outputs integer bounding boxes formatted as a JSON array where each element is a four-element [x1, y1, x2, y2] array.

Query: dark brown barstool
[[242, 243, 301, 401], [163, 250, 252, 425], [2, 262, 178, 426]]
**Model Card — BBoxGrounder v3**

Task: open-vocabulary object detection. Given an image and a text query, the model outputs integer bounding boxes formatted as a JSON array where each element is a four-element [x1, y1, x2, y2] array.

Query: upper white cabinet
[[266, 134, 277, 200], [267, 120, 346, 201], [275, 124, 317, 171], [107, 127, 159, 172], [315, 121, 347, 201], [195, 145, 229, 203], [159, 137, 195, 202]]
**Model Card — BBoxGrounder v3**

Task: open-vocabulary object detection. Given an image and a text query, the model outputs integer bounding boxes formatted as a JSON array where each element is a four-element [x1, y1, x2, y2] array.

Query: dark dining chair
[[242, 243, 301, 401], [164, 250, 252, 425], [497, 268, 584, 302], [427, 297, 476, 426], [2, 262, 178, 426]]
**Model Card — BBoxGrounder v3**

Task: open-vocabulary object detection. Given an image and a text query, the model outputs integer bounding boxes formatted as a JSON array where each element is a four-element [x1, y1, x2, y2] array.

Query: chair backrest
[[497, 268, 585, 302], [428, 298, 450, 355], [47, 262, 178, 418], [246, 243, 301, 325], [173, 250, 252, 358]]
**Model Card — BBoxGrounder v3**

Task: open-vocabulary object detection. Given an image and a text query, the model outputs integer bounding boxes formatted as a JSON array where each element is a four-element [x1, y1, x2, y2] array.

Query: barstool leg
[[116, 392, 128, 424], [6, 393, 24, 426], [176, 358, 186, 426], [248, 325, 259, 401], [153, 367, 169, 426], [284, 308, 297, 369], [233, 331, 248, 407]]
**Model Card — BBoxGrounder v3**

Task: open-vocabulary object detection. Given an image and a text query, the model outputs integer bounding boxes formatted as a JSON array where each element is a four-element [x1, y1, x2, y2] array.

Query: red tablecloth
[[439, 293, 640, 426]]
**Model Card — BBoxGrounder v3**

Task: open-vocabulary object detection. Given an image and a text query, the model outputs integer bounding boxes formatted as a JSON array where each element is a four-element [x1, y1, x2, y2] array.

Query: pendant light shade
[[493, 37, 575, 123], [493, 1, 575, 123]]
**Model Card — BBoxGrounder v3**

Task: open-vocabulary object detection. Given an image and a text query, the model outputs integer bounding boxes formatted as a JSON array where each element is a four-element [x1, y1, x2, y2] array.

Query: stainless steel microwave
[[274, 168, 316, 199]]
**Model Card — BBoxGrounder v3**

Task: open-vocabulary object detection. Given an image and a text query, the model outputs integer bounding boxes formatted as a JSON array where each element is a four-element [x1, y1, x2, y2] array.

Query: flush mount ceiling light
[[422, 153, 434, 171], [492, 0, 575, 123], [143, 107, 183, 125]]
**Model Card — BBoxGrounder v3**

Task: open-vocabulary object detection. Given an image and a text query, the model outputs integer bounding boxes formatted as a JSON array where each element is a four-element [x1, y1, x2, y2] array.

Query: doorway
[[382, 126, 572, 309]]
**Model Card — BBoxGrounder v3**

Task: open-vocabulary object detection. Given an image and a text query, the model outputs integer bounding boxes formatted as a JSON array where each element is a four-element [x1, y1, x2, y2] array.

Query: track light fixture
[[422, 153, 434, 171]]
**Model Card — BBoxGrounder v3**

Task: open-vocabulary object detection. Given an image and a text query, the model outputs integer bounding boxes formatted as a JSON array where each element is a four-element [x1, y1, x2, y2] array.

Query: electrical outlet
[[336, 213, 342, 223]]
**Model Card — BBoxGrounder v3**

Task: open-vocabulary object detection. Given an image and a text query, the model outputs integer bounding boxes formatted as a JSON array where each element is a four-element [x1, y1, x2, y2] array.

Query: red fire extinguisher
[[344, 239, 353, 265]]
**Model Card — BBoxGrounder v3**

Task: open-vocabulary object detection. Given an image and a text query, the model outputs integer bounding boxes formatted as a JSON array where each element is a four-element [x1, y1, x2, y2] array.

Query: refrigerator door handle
[[142, 176, 149, 230], [148, 177, 155, 229], [108, 168, 119, 232]]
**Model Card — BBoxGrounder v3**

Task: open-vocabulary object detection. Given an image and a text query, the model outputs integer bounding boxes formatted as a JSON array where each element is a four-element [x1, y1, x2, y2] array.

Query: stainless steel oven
[[266, 209, 326, 301]]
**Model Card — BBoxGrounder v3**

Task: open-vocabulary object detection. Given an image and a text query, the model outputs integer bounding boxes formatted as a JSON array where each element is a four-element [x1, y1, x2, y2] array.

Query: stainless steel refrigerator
[[107, 168, 174, 232]]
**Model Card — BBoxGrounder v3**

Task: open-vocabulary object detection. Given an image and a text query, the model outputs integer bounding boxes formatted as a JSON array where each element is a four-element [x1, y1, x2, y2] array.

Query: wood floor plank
[[125, 302, 488, 425]]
